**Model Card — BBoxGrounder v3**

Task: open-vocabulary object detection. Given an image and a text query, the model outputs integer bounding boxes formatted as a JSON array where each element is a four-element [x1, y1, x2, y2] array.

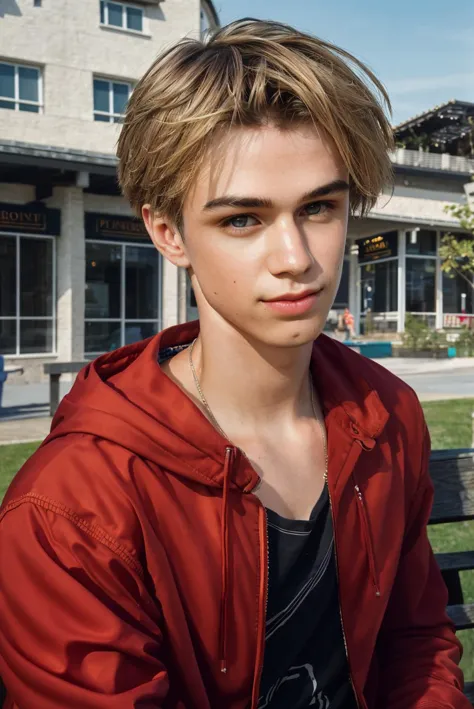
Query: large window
[[93, 77, 131, 123], [406, 258, 436, 313], [443, 271, 474, 315], [406, 229, 437, 256], [0, 235, 55, 355], [0, 62, 42, 113], [85, 241, 161, 354], [360, 260, 398, 333], [100, 1, 144, 32], [333, 259, 349, 308]]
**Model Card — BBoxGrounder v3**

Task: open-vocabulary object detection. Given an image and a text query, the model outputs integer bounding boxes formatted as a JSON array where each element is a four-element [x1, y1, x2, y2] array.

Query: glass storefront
[[406, 258, 436, 313], [357, 231, 398, 333], [441, 233, 474, 319], [0, 233, 55, 354], [443, 271, 473, 313], [333, 259, 349, 308], [85, 240, 162, 354]]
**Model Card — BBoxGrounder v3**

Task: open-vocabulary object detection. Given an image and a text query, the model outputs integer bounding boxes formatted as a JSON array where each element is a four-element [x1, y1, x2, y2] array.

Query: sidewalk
[[372, 356, 474, 376], [0, 417, 52, 445]]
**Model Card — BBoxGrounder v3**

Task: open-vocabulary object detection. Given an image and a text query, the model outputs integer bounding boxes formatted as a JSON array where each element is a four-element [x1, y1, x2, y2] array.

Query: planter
[[393, 348, 451, 359]]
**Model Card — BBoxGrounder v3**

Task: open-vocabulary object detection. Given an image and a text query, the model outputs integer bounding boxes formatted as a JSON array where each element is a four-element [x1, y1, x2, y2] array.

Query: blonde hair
[[117, 18, 394, 223]]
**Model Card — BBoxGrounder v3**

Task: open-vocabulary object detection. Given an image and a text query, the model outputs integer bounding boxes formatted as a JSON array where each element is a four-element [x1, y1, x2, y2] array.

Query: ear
[[142, 205, 191, 268]]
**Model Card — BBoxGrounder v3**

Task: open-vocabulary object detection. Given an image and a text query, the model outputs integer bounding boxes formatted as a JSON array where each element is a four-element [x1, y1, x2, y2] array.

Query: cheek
[[191, 246, 256, 307], [311, 229, 346, 272]]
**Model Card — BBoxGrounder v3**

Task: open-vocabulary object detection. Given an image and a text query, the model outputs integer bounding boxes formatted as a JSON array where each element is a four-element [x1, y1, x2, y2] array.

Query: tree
[[440, 184, 474, 293]]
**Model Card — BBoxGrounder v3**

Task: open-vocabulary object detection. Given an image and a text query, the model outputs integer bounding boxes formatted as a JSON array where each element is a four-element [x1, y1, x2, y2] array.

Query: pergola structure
[[394, 99, 474, 157]]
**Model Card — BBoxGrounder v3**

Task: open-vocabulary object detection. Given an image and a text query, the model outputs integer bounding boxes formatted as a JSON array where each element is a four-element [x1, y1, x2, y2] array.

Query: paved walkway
[[0, 417, 52, 445]]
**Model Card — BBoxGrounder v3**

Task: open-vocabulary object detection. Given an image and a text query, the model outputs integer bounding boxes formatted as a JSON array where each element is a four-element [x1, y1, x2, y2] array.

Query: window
[[443, 271, 474, 315], [360, 260, 398, 333], [333, 260, 349, 308], [406, 258, 436, 313], [93, 77, 131, 123], [406, 229, 437, 256], [0, 235, 55, 355], [100, 1, 144, 33], [85, 241, 161, 354], [0, 62, 42, 113]]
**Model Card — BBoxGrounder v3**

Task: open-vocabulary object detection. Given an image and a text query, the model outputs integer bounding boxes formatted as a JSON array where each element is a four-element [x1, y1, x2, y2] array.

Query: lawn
[[0, 398, 473, 680]]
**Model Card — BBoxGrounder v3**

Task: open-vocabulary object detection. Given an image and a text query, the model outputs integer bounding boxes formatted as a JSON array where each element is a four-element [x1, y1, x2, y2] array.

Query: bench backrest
[[429, 450, 474, 524]]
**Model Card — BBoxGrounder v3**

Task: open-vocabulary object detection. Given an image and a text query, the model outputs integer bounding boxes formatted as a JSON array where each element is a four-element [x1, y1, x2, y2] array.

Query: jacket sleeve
[[376, 417, 470, 709], [0, 498, 171, 709]]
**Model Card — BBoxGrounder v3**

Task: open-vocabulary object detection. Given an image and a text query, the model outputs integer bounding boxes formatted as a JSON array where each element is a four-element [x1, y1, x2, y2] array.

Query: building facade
[[340, 101, 474, 337], [0, 0, 218, 381], [0, 8, 472, 380]]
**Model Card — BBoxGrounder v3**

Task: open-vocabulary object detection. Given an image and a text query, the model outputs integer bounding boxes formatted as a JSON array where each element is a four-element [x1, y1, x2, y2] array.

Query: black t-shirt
[[258, 486, 358, 708]]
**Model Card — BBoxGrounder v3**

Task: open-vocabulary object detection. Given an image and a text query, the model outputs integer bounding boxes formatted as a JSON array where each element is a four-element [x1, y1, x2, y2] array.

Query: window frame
[[93, 76, 132, 123], [0, 232, 56, 357], [85, 239, 163, 356], [99, 0, 146, 34], [0, 61, 43, 113]]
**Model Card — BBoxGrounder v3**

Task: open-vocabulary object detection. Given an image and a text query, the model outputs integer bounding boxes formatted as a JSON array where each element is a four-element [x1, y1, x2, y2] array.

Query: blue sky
[[214, 0, 474, 125]]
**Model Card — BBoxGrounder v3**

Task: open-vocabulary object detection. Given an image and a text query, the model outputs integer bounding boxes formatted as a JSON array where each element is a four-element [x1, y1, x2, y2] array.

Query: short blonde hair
[[117, 19, 394, 222]]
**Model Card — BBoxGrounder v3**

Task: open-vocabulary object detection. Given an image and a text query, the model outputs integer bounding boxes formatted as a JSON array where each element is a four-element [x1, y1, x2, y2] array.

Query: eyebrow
[[203, 179, 350, 211]]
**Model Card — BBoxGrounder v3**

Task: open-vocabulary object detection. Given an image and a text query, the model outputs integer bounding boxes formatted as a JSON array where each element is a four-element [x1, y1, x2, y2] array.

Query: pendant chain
[[188, 338, 328, 479]]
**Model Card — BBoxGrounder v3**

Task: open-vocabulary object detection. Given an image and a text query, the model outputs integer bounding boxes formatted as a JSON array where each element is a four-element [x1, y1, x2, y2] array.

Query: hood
[[46, 321, 389, 492]]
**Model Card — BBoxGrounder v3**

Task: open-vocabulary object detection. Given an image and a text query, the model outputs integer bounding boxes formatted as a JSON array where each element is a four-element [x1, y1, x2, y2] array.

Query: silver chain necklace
[[188, 338, 328, 476]]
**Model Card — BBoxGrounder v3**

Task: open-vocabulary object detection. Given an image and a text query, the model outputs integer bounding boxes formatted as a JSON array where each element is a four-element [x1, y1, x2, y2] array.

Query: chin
[[253, 314, 326, 349]]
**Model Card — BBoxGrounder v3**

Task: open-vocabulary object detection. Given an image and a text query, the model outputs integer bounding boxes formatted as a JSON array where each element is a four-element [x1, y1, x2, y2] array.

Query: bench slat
[[44, 361, 87, 375], [429, 451, 474, 524], [435, 550, 474, 573], [446, 603, 474, 630]]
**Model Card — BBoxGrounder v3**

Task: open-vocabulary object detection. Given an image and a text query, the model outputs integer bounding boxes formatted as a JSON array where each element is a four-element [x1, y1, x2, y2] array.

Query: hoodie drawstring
[[220, 447, 233, 674]]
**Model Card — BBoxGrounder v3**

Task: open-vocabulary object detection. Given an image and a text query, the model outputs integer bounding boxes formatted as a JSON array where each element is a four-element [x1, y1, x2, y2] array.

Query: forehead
[[190, 124, 348, 207]]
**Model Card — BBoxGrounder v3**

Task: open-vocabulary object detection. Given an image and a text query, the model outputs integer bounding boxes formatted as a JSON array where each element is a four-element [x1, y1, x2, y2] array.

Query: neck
[[192, 319, 315, 433]]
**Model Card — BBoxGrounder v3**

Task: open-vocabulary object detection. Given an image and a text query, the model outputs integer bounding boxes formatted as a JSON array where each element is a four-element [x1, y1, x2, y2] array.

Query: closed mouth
[[264, 289, 321, 303]]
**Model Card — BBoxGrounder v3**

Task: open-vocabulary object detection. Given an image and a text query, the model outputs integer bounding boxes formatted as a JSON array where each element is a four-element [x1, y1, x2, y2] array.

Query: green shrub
[[456, 326, 474, 357], [425, 329, 448, 352], [403, 314, 430, 351]]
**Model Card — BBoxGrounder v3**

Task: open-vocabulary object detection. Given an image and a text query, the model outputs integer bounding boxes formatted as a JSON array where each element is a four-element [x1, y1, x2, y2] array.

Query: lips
[[264, 289, 320, 303]]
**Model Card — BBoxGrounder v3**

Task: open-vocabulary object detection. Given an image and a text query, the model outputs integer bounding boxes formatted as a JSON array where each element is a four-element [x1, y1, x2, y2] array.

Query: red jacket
[[0, 322, 468, 708]]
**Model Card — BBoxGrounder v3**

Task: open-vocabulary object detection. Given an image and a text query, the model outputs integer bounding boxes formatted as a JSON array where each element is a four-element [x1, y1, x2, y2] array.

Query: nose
[[266, 217, 314, 277]]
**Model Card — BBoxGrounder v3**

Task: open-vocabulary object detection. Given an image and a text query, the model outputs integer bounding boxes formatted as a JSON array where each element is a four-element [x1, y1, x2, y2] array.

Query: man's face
[[181, 123, 350, 347]]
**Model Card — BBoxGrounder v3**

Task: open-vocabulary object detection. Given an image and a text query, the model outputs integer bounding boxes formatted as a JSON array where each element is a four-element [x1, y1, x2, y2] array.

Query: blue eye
[[305, 202, 329, 216], [224, 215, 259, 229]]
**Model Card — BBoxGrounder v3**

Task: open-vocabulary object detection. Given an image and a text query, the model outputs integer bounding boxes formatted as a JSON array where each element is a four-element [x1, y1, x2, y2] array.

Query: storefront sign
[[0, 202, 60, 236], [444, 313, 474, 329], [85, 212, 149, 242], [357, 231, 398, 263]]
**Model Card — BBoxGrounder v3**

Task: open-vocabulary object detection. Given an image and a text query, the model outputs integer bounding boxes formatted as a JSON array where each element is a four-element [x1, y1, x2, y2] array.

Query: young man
[[0, 18, 469, 709]]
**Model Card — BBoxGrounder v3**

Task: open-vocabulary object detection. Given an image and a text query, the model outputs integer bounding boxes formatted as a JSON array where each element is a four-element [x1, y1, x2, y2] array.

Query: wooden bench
[[430, 449, 474, 704], [43, 361, 87, 416], [0, 449, 473, 705]]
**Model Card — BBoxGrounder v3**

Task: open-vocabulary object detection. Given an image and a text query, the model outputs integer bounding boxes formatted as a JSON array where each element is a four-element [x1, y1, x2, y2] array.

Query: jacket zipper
[[250, 502, 269, 709], [325, 439, 368, 709], [354, 483, 381, 597]]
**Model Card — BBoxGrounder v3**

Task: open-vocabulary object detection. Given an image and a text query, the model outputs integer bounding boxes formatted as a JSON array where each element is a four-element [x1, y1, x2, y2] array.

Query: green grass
[[1, 399, 473, 680], [0, 440, 40, 500]]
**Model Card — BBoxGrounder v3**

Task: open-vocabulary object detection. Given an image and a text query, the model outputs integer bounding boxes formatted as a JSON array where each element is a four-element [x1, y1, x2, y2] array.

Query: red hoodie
[[0, 322, 468, 709]]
